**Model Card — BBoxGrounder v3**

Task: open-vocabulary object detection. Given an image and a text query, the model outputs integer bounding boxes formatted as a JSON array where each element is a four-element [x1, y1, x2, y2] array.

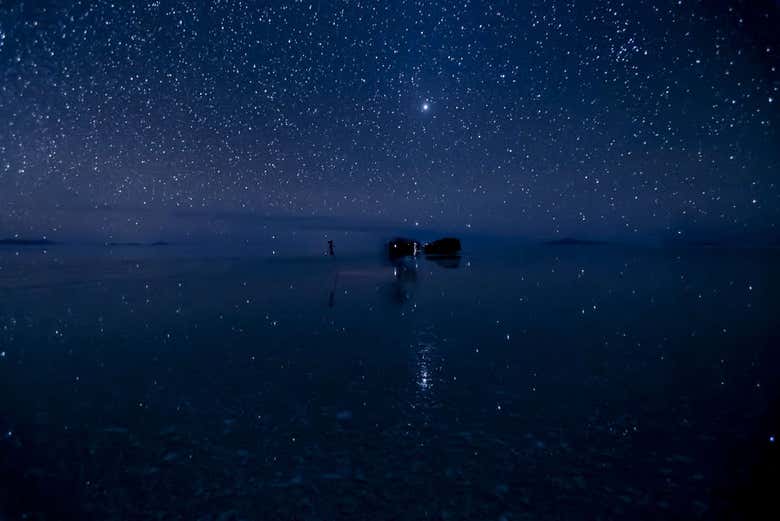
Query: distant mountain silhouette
[[0, 238, 55, 245], [106, 241, 170, 247], [544, 237, 606, 245], [686, 240, 719, 247]]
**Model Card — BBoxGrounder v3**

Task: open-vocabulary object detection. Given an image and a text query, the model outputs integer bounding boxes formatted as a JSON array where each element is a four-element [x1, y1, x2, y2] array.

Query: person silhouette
[[328, 240, 334, 256]]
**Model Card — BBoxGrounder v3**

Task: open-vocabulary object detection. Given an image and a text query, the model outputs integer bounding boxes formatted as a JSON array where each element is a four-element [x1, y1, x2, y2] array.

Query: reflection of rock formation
[[425, 254, 461, 269], [326, 258, 420, 308], [389, 259, 417, 305]]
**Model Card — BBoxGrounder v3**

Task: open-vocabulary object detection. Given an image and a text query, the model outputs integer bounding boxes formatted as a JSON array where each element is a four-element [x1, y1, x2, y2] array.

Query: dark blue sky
[[0, 1, 778, 242]]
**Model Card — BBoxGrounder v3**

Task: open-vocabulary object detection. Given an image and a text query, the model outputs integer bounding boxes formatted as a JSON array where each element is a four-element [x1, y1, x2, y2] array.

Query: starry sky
[[0, 1, 778, 243]]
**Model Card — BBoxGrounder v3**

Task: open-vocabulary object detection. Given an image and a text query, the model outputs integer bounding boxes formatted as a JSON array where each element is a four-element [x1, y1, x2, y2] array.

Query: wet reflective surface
[[1, 244, 778, 519]]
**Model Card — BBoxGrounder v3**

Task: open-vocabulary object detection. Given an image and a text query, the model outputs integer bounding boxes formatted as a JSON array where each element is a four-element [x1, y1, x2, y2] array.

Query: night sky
[[0, 1, 778, 242]]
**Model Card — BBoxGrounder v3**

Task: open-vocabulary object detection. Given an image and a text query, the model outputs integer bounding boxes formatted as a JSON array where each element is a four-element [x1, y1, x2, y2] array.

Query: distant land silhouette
[[685, 240, 719, 247], [0, 238, 174, 247], [0, 238, 55, 246], [106, 241, 171, 247], [544, 237, 607, 246]]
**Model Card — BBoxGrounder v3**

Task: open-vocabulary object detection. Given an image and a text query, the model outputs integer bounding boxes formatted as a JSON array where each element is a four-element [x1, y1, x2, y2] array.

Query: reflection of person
[[328, 240, 334, 256], [328, 272, 339, 308]]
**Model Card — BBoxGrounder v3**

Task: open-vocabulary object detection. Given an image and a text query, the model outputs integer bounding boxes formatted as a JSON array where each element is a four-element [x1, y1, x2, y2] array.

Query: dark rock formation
[[388, 237, 420, 258], [423, 237, 462, 255]]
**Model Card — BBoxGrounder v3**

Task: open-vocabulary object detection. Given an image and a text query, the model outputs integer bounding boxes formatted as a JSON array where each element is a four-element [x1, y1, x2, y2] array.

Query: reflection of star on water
[[416, 342, 433, 392], [419, 368, 430, 390], [411, 327, 444, 410]]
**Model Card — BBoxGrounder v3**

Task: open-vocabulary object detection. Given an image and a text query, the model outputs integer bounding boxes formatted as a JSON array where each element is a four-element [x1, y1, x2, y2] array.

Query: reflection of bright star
[[422, 102, 430, 112]]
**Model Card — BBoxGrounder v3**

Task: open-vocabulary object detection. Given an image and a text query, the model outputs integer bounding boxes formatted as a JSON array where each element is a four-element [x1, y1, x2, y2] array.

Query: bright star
[[422, 102, 430, 112]]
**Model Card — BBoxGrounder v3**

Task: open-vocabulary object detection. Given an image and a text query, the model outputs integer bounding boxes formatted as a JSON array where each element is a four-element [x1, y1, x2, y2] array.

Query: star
[[421, 102, 430, 112]]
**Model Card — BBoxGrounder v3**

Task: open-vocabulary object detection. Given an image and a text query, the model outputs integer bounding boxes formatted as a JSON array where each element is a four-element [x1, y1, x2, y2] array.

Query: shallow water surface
[[1, 245, 778, 519]]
